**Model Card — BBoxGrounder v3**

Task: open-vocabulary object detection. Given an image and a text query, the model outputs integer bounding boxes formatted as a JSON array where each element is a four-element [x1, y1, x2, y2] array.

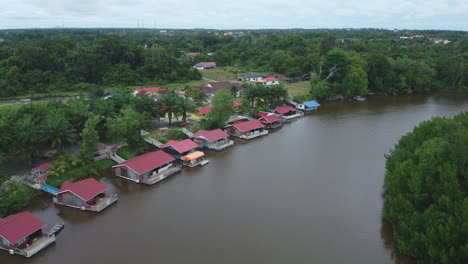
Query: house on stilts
[[191, 129, 234, 151], [226, 119, 268, 139], [53, 178, 118, 212], [112, 151, 182, 185], [273, 106, 302, 120], [160, 139, 209, 167], [296, 100, 320, 112], [0, 212, 55, 258]]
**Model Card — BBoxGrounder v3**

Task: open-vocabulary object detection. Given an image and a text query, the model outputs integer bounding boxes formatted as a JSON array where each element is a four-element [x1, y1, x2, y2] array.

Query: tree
[[80, 116, 101, 161], [342, 65, 368, 97], [40, 110, 77, 149], [202, 89, 235, 130], [160, 91, 180, 125], [106, 108, 150, 151], [310, 80, 333, 100], [176, 97, 196, 122]]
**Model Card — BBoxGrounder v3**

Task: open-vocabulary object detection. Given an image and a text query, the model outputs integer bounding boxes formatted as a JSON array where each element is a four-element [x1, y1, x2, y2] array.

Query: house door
[[121, 167, 128, 177]]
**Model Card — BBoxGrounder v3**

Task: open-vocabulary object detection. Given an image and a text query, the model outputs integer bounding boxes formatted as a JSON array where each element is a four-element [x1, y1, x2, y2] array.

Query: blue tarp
[[41, 184, 59, 195], [303, 100, 320, 108]]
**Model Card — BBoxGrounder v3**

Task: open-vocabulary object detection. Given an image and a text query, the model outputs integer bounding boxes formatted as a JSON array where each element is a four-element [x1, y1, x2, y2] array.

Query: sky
[[1, 0, 467, 30]]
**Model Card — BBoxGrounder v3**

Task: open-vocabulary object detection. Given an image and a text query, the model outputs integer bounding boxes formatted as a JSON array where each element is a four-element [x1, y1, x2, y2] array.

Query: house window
[[2, 238, 10, 246]]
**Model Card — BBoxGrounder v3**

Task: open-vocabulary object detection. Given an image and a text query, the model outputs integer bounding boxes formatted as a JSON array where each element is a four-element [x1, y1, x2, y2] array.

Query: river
[[2, 93, 467, 264]]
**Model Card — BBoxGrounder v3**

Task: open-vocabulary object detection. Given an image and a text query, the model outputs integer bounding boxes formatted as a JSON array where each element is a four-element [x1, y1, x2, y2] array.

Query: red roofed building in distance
[[194, 62, 216, 70], [262, 76, 280, 86], [186, 52, 200, 56], [195, 82, 244, 97], [191, 129, 234, 151], [226, 119, 268, 140], [53, 178, 117, 212], [0, 212, 56, 258], [113, 151, 181, 185], [133, 87, 169, 97], [161, 139, 200, 160], [258, 114, 283, 129], [273, 106, 302, 120]]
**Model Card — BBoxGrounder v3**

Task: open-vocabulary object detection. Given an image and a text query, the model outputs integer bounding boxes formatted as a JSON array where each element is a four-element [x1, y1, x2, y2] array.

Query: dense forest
[[0, 28, 467, 99], [383, 111, 467, 264]]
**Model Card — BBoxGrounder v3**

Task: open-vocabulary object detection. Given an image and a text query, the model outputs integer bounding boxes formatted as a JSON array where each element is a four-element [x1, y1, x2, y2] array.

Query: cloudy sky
[[1, 0, 467, 30]]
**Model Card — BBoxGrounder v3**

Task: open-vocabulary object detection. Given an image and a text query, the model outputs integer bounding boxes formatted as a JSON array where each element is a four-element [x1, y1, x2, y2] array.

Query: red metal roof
[[187, 52, 200, 56], [35, 162, 51, 171], [256, 111, 275, 118], [274, 106, 297, 114], [232, 120, 265, 133], [196, 62, 216, 67], [134, 87, 168, 93], [233, 100, 241, 107], [161, 139, 199, 154], [264, 76, 279, 82], [58, 178, 108, 201], [259, 115, 280, 124], [197, 106, 212, 115], [0, 212, 46, 245], [113, 151, 175, 175], [192, 129, 229, 142]]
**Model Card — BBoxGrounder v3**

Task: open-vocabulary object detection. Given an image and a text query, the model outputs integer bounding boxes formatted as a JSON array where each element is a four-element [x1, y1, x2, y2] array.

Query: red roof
[[233, 100, 241, 107], [232, 120, 265, 133], [0, 212, 46, 244], [187, 52, 200, 56], [58, 178, 108, 201], [256, 111, 275, 118], [195, 62, 216, 67], [161, 139, 199, 154], [259, 115, 280, 124], [197, 106, 212, 115], [113, 151, 175, 175], [191, 129, 229, 142], [35, 162, 51, 171], [274, 106, 297, 114], [134, 87, 168, 93], [264, 76, 279, 82]]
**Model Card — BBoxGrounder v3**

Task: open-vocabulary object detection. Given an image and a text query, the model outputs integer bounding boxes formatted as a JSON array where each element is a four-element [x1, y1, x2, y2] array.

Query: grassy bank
[[46, 159, 114, 187]]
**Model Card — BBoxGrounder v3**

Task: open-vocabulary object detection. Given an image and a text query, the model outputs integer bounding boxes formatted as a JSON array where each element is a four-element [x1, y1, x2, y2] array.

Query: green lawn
[[0, 98, 71, 109], [0, 91, 83, 100], [284, 81, 311, 96], [201, 68, 238, 82]]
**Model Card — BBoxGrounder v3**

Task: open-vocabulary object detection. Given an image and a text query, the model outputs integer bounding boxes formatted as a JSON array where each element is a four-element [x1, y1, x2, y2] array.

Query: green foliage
[[116, 147, 139, 160], [342, 65, 368, 97], [242, 83, 288, 114], [80, 115, 101, 160], [383, 111, 468, 264], [0, 181, 38, 217], [106, 107, 150, 152], [46, 159, 114, 188], [167, 129, 188, 140], [202, 89, 235, 130]]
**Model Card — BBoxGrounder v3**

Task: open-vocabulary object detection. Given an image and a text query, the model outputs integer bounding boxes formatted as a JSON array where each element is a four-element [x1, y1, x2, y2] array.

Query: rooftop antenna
[[137, 19, 140, 28], [142, 19, 144, 28]]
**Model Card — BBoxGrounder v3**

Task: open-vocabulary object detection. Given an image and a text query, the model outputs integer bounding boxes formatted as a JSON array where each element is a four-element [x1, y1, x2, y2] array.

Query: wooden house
[[191, 129, 234, 151], [258, 114, 283, 129], [296, 100, 320, 112], [160, 139, 200, 160], [183, 151, 209, 167], [53, 178, 117, 212], [194, 62, 216, 70], [112, 151, 181, 185], [226, 120, 268, 139], [0, 212, 55, 258], [237, 72, 268, 82], [274, 106, 302, 120]]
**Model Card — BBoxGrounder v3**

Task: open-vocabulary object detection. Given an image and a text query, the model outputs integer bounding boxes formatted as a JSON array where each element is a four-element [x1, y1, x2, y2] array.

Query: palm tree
[[176, 97, 196, 122], [160, 91, 180, 126], [16, 115, 41, 162], [40, 111, 77, 149]]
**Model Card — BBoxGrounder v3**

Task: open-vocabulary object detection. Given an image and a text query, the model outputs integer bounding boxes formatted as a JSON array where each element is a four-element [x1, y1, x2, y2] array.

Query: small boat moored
[[353, 95, 366, 101], [48, 223, 64, 236]]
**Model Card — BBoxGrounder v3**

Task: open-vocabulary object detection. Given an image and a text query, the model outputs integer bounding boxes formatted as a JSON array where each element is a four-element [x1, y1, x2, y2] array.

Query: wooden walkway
[[109, 151, 126, 163], [144, 137, 163, 148], [181, 128, 193, 137]]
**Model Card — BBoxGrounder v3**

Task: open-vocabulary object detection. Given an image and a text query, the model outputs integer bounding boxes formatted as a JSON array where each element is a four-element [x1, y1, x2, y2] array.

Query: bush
[[167, 129, 187, 140], [116, 147, 138, 160], [0, 181, 38, 217], [383, 111, 468, 263], [46, 159, 114, 187]]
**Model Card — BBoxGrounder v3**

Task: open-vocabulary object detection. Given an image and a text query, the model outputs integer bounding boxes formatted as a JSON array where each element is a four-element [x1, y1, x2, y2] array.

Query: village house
[[261, 76, 280, 86], [296, 100, 320, 112], [133, 87, 168, 98], [194, 62, 216, 70], [0, 212, 56, 258], [53, 178, 118, 212], [182, 151, 209, 167], [113, 151, 181, 185], [258, 114, 283, 129], [160, 139, 200, 160], [191, 129, 234, 151], [237, 72, 268, 82], [192, 106, 212, 120], [274, 106, 302, 120], [186, 52, 200, 56], [226, 119, 268, 140], [196, 81, 244, 97]]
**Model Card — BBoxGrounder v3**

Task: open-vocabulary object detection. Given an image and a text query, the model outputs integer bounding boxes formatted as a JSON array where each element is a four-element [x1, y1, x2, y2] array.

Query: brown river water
[[2, 93, 467, 264]]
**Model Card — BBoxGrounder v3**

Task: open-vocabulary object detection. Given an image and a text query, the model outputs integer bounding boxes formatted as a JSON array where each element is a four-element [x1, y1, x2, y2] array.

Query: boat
[[48, 222, 64, 236], [353, 95, 366, 101]]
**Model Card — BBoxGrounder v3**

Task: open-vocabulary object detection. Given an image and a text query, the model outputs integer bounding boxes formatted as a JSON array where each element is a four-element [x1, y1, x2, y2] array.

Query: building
[[160, 139, 200, 160], [112, 151, 181, 185], [296, 100, 320, 112], [195, 82, 244, 97], [186, 52, 200, 56], [226, 120, 268, 139], [262, 76, 280, 86], [0, 212, 56, 258], [191, 129, 234, 151], [133, 87, 168, 98], [237, 72, 268, 82], [274, 106, 302, 120], [53, 178, 118, 212], [192, 106, 212, 120], [183, 151, 209, 167], [194, 62, 216, 70], [258, 115, 283, 129]]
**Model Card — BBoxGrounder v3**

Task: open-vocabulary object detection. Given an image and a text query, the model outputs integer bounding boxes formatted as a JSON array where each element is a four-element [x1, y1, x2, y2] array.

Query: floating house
[[112, 151, 181, 185], [191, 129, 234, 151], [192, 106, 212, 120], [0, 212, 56, 258], [226, 120, 268, 139], [53, 178, 117, 212], [194, 62, 216, 70], [160, 139, 200, 160], [183, 151, 209, 167], [296, 100, 320, 112], [274, 106, 302, 120], [258, 114, 283, 129]]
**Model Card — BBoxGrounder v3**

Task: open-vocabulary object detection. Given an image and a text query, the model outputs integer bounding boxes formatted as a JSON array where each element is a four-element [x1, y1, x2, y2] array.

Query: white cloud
[[0, 0, 466, 30]]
